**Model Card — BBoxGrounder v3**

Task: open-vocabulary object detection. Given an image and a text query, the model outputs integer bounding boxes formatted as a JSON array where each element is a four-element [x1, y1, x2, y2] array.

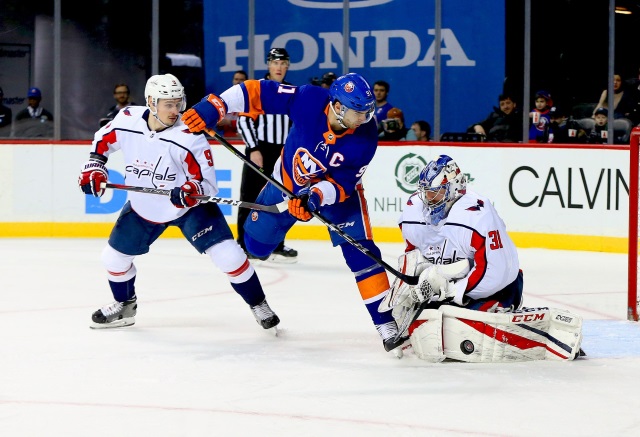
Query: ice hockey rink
[[1, 238, 639, 436]]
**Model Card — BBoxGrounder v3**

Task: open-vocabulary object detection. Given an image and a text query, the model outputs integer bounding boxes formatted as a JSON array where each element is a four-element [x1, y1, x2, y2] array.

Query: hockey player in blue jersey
[[182, 73, 405, 354]]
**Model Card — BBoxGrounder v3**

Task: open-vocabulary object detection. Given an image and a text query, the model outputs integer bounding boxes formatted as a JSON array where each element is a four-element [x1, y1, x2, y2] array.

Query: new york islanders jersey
[[399, 190, 520, 306], [221, 80, 378, 205], [90, 106, 218, 223]]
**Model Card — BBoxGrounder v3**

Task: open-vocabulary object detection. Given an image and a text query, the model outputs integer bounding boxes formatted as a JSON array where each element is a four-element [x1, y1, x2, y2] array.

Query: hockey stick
[[205, 128, 420, 285], [101, 182, 287, 213]]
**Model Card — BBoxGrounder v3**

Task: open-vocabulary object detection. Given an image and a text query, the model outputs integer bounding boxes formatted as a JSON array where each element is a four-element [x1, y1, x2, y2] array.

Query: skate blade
[[90, 317, 135, 329], [267, 255, 298, 264], [269, 325, 280, 337]]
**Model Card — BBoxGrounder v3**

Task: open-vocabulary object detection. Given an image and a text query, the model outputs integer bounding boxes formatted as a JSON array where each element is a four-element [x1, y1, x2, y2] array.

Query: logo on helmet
[[344, 81, 355, 93]]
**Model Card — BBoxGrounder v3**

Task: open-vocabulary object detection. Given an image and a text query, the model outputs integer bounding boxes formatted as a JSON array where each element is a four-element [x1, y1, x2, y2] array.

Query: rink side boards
[[0, 140, 630, 254]]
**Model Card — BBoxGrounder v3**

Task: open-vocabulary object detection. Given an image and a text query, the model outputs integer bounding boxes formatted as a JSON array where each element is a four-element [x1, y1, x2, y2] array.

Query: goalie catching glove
[[288, 186, 322, 222], [181, 94, 227, 133], [413, 265, 457, 303], [78, 155, 108, 197], [170, 180, 204, 208]]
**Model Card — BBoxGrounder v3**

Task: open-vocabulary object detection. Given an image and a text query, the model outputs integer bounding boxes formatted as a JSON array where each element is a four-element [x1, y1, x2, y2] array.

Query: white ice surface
[[0, 238, 639, 436]]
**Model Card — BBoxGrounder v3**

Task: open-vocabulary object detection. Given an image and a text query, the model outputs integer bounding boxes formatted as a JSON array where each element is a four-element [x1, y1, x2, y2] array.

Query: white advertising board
[[0, 141, 630, 252]]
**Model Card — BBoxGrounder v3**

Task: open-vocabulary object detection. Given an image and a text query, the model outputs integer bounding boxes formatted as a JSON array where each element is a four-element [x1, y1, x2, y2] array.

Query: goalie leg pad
[[409, 309, 446, 363], [409, 306, 583, 363], [545, 308, 583, 360]]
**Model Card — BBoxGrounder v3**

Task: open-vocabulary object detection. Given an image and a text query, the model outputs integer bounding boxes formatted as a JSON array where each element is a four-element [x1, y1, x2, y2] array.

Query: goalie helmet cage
[[629, 127, 640, 321]]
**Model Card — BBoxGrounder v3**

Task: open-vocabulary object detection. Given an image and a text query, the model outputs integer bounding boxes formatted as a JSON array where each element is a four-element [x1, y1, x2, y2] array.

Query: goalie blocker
[[409, 306, 584, 363]]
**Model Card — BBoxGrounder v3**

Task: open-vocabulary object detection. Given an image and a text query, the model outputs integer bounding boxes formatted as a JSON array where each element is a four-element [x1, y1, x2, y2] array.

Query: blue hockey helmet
[[417, 155, 467, 225], [329, 73, 375, 127]]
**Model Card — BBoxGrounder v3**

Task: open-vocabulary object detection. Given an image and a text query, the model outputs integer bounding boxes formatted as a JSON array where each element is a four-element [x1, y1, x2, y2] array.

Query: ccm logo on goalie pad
[[511, 313, 545, 322]]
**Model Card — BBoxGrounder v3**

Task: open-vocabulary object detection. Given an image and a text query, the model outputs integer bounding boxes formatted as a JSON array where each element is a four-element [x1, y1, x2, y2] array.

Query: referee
[[236, 48, 298, 263]]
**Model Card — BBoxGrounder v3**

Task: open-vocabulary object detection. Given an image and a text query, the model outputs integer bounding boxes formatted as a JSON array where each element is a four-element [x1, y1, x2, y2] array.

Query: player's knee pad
[[206, 239, 255, 283], [101, 244, 137, 282]]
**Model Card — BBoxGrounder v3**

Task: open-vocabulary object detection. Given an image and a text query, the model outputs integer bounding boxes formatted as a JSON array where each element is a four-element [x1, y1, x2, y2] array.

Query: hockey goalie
[[379, 155, 584, 362]]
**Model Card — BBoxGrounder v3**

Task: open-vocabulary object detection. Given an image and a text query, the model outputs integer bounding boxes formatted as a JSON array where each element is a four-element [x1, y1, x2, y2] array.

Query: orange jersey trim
[[238, 80, 264, 119]]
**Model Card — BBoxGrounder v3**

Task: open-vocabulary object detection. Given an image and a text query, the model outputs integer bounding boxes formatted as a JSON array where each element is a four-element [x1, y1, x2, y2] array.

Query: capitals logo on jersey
[[292, 147, 327, 186]]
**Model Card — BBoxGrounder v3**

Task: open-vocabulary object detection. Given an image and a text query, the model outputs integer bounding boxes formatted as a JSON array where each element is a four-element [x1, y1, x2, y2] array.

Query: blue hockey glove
[[170, 180, 204, 208], [181, 94, 227, 133]]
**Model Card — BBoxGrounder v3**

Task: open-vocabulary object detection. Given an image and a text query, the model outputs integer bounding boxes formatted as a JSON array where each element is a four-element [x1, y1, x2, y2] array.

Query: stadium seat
[[571, 103, 597, 120], [577, 118, 595, 132], [613, 118, 633, 144]]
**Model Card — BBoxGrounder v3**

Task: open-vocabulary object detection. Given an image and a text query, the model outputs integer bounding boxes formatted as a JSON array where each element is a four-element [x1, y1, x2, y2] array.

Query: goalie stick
[[205, 128, 420, 286], [101, 182, 287, 213]]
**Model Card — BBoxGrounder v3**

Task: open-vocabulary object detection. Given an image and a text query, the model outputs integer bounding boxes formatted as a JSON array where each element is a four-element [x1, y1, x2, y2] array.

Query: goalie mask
[[418, 155, 466, 225], [329, 73, 375, 128]]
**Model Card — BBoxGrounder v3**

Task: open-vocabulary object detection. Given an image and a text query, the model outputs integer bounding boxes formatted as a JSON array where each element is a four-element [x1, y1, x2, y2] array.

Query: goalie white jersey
[[399, 189, 520, 306], [91, 106, 219, 223]]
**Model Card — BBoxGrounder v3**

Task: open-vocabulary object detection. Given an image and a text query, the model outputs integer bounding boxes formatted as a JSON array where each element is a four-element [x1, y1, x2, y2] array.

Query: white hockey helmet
[[417, 155, 467, 225], [144, 73, 186, 112]]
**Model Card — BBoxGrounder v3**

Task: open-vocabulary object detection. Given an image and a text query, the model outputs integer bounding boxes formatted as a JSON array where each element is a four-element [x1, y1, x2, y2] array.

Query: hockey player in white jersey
[[381, 155, 583, 362], [78, 74, 279, 331], [399, 154, 523, 311]]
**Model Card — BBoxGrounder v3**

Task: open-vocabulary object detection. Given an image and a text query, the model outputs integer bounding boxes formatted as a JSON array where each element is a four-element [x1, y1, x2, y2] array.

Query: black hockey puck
[[460, 340, 474, 355]]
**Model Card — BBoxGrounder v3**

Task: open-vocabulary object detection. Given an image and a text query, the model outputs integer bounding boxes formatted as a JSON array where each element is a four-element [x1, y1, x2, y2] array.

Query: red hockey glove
[[181, 94, 227, 133], [170, 180, 204, 208], [78, 157, 108, 197]]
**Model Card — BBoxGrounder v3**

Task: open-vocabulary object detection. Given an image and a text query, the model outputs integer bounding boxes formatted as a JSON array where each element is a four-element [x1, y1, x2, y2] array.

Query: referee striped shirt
[[237, 112, 292, 150], [237, 77, 293, 151]]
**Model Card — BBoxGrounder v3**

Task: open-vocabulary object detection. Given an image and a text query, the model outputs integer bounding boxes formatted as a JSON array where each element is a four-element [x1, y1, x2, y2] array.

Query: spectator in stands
[[549, 106, 586, 143], [99, 83, 135, 128], [373, 80, 393, 127], [216, 70, 248, 137], [586, 107, 609, 144], [408, 120, 431, 142], [593, 74, 638, 124], [467, 93, 522, 142], [232, 70, 248, 85], [379, 107, 409, 141], [529, 90, 553, 142], [0, 87, 12, 134], [15, 87, 53, 122]]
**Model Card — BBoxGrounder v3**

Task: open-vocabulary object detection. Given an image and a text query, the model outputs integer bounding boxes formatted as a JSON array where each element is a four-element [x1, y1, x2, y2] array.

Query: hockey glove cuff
[[181, 94, 227, 133], [170, 180, 204, 208]]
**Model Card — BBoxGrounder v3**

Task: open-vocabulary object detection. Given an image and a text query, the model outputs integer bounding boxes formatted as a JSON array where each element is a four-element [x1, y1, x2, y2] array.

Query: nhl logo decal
[[344, 81, 355, 93]]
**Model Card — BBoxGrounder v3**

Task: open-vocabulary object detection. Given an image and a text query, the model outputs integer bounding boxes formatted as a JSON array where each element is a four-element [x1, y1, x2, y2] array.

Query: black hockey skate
[[268, 244, 298, 264], [377, 321, 409, 357], [90, 297, 137, 329], [250, 299, 280, 330]]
